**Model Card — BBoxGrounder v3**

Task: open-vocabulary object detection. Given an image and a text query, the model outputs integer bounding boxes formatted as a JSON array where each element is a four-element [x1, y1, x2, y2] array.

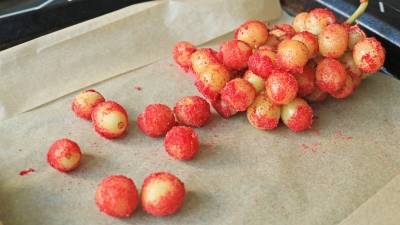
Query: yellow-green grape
[[243, 69, 266, 93], [292, 12, 308, 33], [281, 97, 313, 132], [246, 93, 281, 130], [318, 24, 349, 59]]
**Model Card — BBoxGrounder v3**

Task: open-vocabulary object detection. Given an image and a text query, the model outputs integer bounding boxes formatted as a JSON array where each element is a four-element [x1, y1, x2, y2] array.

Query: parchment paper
[[1, 0, 400, 225]]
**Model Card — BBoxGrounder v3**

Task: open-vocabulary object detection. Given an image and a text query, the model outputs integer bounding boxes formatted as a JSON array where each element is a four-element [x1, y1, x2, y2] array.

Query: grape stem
[[344, 0, 369, 25]]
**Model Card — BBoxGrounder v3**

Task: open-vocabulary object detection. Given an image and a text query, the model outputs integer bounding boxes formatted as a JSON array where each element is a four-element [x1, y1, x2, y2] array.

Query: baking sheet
[[1, 0, 400, 224]]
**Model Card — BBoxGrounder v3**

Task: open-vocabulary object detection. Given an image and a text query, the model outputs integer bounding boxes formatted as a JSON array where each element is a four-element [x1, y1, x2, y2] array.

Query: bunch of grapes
[[172, 0, 385, 132]]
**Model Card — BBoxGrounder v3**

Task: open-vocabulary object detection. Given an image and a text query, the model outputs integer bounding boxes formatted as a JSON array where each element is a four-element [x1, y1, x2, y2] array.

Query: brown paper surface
[[1, 1, 400, 225]]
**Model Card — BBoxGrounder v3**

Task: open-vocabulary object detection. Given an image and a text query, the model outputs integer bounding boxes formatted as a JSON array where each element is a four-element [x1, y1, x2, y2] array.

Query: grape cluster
[[172, 6, 385, 132]]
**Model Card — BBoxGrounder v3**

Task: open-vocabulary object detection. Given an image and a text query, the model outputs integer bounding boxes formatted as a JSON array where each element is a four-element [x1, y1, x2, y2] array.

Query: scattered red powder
[[20, 168, 35, 176], [135, 87, 141, 91]]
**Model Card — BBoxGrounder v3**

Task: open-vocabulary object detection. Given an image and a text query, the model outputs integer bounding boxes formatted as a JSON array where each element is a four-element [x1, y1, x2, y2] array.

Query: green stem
[[345, 0, 369, 25]]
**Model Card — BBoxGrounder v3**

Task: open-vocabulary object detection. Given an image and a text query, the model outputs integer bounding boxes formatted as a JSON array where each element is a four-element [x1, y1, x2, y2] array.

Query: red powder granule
[[20, 168, 35, 176], [219, 40, 252, 70], [172, 41, 197, 72], [164, 126, 199, 160], [220, 78, 256, 111], [91, 101, 129, 139], [47, 138, 82, 172], [248, 49, 276, 79], [95, 175, 138, 217], [210, 96, 238, 118], [71, 89, 105, 120], [234, 20, 269, 49], [265, 71, 298, 105], [141, 172, 185, 216], [246, 92, 281, 130], [173, 96, 211, 127], [138, 104, 177, 138], [281, 97, 313, 132], [315, 57, 347, 94]]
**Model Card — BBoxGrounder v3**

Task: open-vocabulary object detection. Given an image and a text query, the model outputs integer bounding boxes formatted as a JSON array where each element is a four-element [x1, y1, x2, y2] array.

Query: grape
[[305, 8, 336, 35], [338, 50, 362, 79], [315, 57, 347, 94], [353, 37, 386, 73], [243, 69, 266, 93], [194, 64, 231, 101], [348, 24, 366, 50], [281, 97, 313, 132], [220, 78, 256, 111], [270, 24, 296, 41], [292, 12, 308, 33], [248, 49, 276, 78], [292, 31, 319, 58], [219, 40, 252, 70], [330, 74, 354, 99], [304, 84, 328, 103], [235, 20, 269, 49], [246, 92, 281, 130], [318, 24, 349, 58], [172, 41, 197, 71], [276, 39, 309, 73], [292, 63, 316, 97], [189, 48, 221, 75], [265, 71, 298, 105]]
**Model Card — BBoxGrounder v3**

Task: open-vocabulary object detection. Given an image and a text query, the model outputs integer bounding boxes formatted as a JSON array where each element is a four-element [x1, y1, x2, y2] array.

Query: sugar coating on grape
[[305, 8, 336, 35], [189, 48, 221, 75], [194, 64, 231, 101], [330, 74, 354, 99], [293, 63, 316, 97], [173, 96, 211, 127], [138, 104, 177, 138], [281, 97, 313, 132], [172, 41, 197, 71], [292, 31, 319, 58], [315, 58, 347, 94], [276, 39, 309, 73], [210, 96, 238, 118], [318, 24, 349, 59], [248, 49, 276, 78], [164, 126, 199, 160], [348, 25, 366, 50], [95, 175, 138, 217], [47, 138, 82, 172], [292, 12, 308, 33], [234, 20, 269, 49], [265, 71, 298, 105], [220, 78, 256, 111], [304, 84, 328, 103], [141, 172, 185, 216], [91, 101, 129, 139], [219, 40, 252, 70], [71, 89, 105, 120], [353, 37, 385, 73], [246, 93, 281, 130], [243, 69, 266, 93]]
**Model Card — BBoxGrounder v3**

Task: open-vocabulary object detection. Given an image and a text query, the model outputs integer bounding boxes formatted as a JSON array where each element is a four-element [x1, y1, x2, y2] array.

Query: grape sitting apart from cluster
[[172, 0, 385, 132]]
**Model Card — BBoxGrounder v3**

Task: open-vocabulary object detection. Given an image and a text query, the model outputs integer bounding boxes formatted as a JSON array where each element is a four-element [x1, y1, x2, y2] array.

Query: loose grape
[[91, 101, 129, 139], [164, 126, 199, 160], [137, 104, 177, 138], [71, 89, 105, 120], [173, 96, 211, 127], [235, 20, 269, 49], [265, 71, 298, 105], [318, 24, 349, 58], [246, 92, 281, 130], [353, 37, 385, 73]]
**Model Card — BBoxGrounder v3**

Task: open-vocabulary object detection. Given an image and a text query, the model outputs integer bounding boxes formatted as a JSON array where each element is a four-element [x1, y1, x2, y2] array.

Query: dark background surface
[[0, 0, 398, 79]]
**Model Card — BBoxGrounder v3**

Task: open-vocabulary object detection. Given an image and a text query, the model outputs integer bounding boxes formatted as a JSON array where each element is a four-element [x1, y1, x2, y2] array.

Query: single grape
[[353, 37, 385, 73], [338, 50, 362, 79], [248, 49, 276, 78], [281, 97, 313, 132], [315, 57, 347, 94], [172, 41, 197, 71], [220, 78, 256, 111], [292, 31, 319, 58], [246, 92, 281, 130], [330, 74, 354, 99], [194, 64, 231, 101], [276, 39, 309, 73], [318, 24, 349, 59], [189, 48, 221, 75], [292, 12, 308, 33], [348, 24, 366, 50], [292, 63, 316, 97], [219, 40, 253, 70], [305, 8, 336, 35], [243, 69, 266, 93], [235, 20, 269, 49], [265, 71, 298, 105]]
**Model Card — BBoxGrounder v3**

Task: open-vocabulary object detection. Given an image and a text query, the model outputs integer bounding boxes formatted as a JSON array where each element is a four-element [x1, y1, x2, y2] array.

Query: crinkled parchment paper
[[1, 0, 400, 225]]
